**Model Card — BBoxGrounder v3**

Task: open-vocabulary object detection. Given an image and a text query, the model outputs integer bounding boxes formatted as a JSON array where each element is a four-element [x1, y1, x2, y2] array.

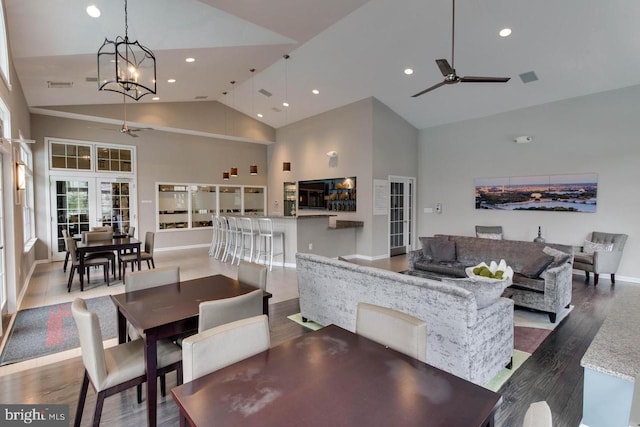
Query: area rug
[[288, 304, 573, 392], [0, 296, 117, 366]]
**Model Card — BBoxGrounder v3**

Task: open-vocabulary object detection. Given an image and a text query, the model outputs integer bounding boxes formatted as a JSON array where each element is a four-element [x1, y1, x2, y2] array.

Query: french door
[[50, 176, 135, 261], [389, 176, 415, 256]]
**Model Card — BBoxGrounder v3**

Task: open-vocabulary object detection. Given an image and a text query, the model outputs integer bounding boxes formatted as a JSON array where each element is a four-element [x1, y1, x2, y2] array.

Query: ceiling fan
[[411, 0, 510, 98], [103, 95, 153, 137]]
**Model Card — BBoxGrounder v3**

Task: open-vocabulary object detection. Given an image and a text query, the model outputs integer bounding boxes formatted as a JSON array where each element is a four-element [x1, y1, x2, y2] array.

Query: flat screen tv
[[298, 179, 326, 210]]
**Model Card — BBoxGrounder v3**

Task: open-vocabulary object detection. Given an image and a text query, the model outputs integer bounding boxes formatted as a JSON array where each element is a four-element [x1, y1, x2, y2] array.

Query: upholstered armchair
[[573, 231, 628, 285]]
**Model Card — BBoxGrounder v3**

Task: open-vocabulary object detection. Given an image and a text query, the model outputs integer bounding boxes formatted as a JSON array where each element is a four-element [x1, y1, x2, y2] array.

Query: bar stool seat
[[256, 218, 284, 271]]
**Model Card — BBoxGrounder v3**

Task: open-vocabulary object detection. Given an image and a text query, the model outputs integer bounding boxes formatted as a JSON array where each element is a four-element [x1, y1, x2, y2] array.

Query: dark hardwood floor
[[0, 273, 621, 426]]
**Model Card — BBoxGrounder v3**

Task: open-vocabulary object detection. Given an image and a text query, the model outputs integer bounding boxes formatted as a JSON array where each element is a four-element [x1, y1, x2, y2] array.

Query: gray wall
[[269, 97, 418, 258], [30, 112, 269, 260], [417, 85, 640, 280]]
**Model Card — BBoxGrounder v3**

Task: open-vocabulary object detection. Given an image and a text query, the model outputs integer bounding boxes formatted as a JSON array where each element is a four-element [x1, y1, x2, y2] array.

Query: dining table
[[76, 236, 141, 287], [110, 274, 273, 427], [171, 324, 502, 427]]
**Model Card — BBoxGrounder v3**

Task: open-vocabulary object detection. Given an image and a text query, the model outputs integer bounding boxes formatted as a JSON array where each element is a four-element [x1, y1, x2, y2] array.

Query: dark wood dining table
[[76, 236, 141, 287], [171, 324, 502, 427], [110, 274, 273, 427]]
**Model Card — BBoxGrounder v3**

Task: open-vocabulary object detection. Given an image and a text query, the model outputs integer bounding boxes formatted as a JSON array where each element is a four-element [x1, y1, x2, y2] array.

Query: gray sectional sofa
[[296, 252, 514, 386], [409, 235, 574, 322]]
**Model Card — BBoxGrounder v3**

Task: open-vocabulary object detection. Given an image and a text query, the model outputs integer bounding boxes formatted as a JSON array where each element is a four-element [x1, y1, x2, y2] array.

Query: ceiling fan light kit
[[411, 0, 510, 98]]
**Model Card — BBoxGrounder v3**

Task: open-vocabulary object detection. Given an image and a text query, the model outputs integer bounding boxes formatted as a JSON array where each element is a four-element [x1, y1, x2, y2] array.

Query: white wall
[[418, 85, 640, 280]]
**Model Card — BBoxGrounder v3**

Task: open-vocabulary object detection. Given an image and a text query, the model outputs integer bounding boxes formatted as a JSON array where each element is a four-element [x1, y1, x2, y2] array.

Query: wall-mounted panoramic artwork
[[475, 173, 598, 212]]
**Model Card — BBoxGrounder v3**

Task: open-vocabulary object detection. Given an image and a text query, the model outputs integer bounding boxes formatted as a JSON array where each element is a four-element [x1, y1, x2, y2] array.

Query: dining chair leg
[[137, 384, 142, 404], [63, 252, 70, 272], [92, 390, 106, 427], [74, 371, 90, 427], [160, 375, 166, 397], [67, 267, 75, 293]]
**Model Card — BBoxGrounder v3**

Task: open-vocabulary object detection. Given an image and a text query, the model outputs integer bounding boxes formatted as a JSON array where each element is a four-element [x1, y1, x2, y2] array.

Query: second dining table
[[76, 236, 141, 287], [110, 274, 272, 427]]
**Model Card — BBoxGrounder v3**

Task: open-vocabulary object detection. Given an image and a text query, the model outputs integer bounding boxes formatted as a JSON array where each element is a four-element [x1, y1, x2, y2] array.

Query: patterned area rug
[[288, 304, 573, 392], [0, 296, 117, 366]]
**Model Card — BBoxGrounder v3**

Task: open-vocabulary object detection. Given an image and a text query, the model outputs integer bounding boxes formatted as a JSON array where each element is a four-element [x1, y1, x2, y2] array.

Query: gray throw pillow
[[520, 254, 554, 278], [430, 239, 456, 263], [543, 246, 572, 269], [443, 278, 508, 309]]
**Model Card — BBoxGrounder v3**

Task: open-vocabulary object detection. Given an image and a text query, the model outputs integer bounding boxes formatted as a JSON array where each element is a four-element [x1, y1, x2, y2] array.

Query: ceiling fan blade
[[435, 59, 454, 77], [460, 76, 511, 83], [411, 81, 447, 97], [123, 130, 139, 138]]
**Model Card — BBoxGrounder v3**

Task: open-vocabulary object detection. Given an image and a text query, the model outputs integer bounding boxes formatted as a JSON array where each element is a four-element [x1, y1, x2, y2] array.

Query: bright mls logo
[[1, 405, 68, 426]]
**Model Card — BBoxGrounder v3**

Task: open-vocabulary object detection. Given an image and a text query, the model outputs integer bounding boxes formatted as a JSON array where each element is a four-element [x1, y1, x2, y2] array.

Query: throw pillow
[[442, 278, 508, 310], [430, 239, 456, 263], [583, 240, 614, 255], [419, 236, 434, 260], [476, 232, 503, 240], [520, 254, 555, 278], [543, 246, 571, 269]]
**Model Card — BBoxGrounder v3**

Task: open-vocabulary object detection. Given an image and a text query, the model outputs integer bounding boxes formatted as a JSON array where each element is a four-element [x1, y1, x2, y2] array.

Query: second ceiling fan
[[412, 0, 510, 98]]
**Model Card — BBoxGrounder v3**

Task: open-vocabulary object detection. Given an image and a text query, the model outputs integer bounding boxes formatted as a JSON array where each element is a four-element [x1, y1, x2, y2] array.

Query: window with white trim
[[18, 143, 35, 245], [0, 0, 11, 87]]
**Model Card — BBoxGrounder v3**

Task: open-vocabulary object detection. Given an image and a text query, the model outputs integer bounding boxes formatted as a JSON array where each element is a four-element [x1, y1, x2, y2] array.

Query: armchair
[[574, 231, 628, 285]]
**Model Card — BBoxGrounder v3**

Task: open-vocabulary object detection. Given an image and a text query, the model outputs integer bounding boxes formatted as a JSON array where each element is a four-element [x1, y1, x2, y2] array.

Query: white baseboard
[[155, 243, 210, 252]]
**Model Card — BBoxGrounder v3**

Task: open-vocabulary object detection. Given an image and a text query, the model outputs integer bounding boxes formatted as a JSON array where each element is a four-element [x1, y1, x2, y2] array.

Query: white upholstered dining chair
[[356, 302, 427, 363], [522, 401, 552, 427], [198, 288, 263, 333], [238, 261, 267, 291], [181, 315, 270, 382]]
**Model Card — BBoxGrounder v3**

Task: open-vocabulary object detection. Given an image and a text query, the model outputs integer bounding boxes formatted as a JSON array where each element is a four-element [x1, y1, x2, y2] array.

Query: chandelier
[[97, 0, 156, 100]]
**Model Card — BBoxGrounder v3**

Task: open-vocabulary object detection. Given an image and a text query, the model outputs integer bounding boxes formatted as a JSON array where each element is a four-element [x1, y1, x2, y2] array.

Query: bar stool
[[208, 215, 219, 257], [214, 217, 228, 260], [223, 216, 241, 263], [238, 217, 258, 264], [256, 218, 285, 271]]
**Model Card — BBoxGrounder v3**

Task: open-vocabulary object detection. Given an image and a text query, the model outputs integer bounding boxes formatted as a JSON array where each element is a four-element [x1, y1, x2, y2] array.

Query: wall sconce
[[230, 167, 238, 177], [222, 171, 230, 180], [16, 162, 26, 191], [283, 162, 291, 172], [250, 165, 258, 175]]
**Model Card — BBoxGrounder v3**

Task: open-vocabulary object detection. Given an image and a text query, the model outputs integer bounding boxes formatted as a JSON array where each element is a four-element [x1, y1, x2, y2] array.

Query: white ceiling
[[6, 0, 640, 131]]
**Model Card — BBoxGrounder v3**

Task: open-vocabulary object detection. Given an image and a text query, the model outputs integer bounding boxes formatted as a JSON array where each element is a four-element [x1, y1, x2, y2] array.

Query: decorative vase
[[533, 226, 546, 243]]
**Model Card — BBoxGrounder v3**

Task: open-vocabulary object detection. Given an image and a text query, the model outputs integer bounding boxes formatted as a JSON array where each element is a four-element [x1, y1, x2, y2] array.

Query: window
[[0, 0, 10, 87], [50, 142, 92, 170], [97, 146, 133, 172], [48, 139, 136, 175]]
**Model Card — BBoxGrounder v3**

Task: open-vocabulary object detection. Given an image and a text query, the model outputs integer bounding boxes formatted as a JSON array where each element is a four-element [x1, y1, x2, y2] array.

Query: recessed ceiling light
[[312, 89, 320, 95], [167, 79, 176, 83], [257, 113, 263, 118], [185, 57, 195, 63], [499, 28, 512, 37], [404, 68, 414, 75], [86, 5, 101, 18], [152, 96, 160, 101], [282, 102, 289, 107]]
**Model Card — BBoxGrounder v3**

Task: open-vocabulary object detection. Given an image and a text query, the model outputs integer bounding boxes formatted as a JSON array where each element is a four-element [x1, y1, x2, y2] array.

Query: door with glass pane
[[389, 177, 415, 256], [51, 178, 94, 261], [98, 179, 132, 234]]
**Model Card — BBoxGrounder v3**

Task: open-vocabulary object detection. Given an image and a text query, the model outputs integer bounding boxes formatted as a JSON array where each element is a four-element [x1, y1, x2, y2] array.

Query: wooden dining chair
[[82, 231, 116, 277], [198, 289, 263, 333], [356, 302, 427, 363], [65, 237, 111, 292], [238, 261, 267, 291], [119, 231, 156, 283], [181, 315, 270, 382], [71, 298, 182, 427]]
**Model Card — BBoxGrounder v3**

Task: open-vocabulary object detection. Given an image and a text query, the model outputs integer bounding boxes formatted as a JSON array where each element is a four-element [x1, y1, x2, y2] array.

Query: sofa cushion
[[520, 254, 554, 279], [419, 236, 447, 260], [442, 278, 509, 309], [431, 239, 457, 262], [543, 246, 572, 269], [583, 240, 613, 255], [413, 261, 467, 278], [511, 273, 545, 292]]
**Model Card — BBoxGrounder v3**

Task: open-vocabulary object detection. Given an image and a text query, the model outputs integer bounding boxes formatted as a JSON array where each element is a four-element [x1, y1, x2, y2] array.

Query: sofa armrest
[[408, 249, 425, 270], [541, 262, 573, 308], [593, 250, 624, 273]]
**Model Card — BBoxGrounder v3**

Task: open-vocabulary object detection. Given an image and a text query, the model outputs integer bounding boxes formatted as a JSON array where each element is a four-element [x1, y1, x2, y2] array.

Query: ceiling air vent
[[194, 96, 208, 100], [85, 77, 98, 83], [258, 89, 272, 97], [47, 81, 73, 89], [271, 107, 282, 113], [519, 71, 538, 84]]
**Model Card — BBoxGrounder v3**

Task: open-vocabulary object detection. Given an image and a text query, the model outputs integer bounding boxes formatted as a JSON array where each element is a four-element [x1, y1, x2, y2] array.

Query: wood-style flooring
[[0, 253, 624, 426]]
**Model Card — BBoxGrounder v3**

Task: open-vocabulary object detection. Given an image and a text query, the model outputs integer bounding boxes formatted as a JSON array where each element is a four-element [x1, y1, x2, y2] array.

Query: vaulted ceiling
[[5, 0, 640, 131]]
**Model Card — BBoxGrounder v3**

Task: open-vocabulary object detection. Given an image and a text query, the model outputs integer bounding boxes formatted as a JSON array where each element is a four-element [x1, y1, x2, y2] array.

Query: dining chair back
[[83, 231, 114, 243], [356, 302, 427, 363], [126, 266, 180, 293], [238, 261, 267, 291], [65, 237, 111, 292], [119, 231, 156, 283], [127, 225, 136, 237], [90, 226, 113, 232], [198, 288, 263, 333], [182, 315, 270, 382], [71, 298, 182, 427]]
